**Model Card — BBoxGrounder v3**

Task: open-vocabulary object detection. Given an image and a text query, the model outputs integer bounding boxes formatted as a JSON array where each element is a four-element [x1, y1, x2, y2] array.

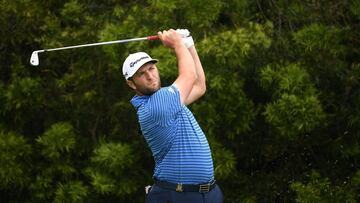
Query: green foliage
[[148, 0, 225, 27], [213, 147, 236, 179], [86, 141, 140, 197], [29, 122, 79, 202], [179, 0, 225, 27], [261, 64, 325, 138], [293, 23, 348, 57], [352, 170, 360, 186], [5, 77, 43, 111], [350, 0, 360, 19], [291, 171, 358, 203], [199, 22, 272, 67], [60, 1, 86, 25], [151, 47, 177, 81], [264, 94, 325, 138], [0, 0, 359, 202], [0, 131, 31, 189], [0, 83, 5, 115], [91, 142, 134, 172], [29, 175, 54, 201], [211, 139, 237, 179], [221, 0, 249, 25], [37, 122, 76, 160], [54, 181, 88, 203], [86, 170, 116, 194], [260, 64, 315, 97], [210, 73, 255, 137]]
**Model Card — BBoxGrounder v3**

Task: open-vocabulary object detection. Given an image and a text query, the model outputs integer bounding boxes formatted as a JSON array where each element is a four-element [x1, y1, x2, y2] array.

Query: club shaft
[[42, 36, 157, 52]]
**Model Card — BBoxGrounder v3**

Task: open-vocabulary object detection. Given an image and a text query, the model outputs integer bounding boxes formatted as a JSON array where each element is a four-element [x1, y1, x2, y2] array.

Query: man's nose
[[145, 71, 154, 80]]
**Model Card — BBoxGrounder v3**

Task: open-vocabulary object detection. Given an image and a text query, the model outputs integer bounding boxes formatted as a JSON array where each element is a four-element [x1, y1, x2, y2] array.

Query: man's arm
[[158, 29, 197, 105], [184, 45, 206, 105]]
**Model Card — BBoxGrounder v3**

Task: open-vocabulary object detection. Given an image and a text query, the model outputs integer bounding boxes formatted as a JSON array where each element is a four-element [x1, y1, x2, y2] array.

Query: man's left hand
[[176, 29, 194, 48]]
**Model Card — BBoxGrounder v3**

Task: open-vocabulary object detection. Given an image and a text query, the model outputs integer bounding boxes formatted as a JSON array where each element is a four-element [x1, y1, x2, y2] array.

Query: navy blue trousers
[[145, 184, 223, 203]]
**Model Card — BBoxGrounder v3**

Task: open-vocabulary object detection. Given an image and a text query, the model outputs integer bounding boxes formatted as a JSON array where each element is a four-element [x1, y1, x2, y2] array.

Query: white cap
[[122, 52, 158, 80]]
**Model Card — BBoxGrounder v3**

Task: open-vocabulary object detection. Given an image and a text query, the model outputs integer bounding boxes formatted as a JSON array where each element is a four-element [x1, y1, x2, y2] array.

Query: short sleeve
[[148, 85, 183, 126]]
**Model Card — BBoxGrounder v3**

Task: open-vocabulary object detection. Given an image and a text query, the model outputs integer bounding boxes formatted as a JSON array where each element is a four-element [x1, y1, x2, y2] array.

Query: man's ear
[[126, 79, 136, 90]]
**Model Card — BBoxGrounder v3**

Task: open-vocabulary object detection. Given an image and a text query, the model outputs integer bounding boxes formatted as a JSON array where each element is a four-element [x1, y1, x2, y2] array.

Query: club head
[[30, 50, 44, 66], [30, 51, 39, 66]]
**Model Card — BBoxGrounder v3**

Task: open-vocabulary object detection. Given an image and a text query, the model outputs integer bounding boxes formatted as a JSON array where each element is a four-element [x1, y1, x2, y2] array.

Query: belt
[[154, 179, 216, 193]]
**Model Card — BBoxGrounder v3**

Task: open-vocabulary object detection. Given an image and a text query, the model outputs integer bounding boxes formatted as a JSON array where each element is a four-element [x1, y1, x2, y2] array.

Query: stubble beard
[[136, 80, 161, 95]]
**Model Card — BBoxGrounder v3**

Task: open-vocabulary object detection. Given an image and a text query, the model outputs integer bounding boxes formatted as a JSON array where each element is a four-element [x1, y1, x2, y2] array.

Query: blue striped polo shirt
[[130, 85, 214, 184]]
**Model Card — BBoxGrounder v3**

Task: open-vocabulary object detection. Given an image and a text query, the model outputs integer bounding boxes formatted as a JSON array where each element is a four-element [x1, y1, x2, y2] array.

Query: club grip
[[147, 35, 159, 41]]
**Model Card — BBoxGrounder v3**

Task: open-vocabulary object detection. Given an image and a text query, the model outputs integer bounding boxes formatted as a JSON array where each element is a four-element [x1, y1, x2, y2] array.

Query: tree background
[[1, 0, 359, 202]]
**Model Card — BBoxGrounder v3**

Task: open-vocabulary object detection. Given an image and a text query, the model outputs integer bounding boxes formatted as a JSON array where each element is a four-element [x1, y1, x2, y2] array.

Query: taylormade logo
[[130, 56, 149, 67]]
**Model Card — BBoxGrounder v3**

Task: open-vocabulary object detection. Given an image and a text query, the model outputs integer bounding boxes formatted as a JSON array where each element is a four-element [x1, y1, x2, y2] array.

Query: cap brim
[[147, 59, 158, 64]]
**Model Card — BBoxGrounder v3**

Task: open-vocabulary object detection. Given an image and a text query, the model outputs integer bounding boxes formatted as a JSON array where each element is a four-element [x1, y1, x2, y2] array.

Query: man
[[122, 29, 223, 203]]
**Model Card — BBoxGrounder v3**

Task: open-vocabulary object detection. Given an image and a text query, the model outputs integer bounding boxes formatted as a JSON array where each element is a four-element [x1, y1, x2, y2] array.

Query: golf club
[[30, 35, 159, 66]]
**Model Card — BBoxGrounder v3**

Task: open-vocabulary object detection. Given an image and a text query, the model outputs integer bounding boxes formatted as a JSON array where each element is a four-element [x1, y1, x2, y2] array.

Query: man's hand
[[176, 29, 194, 48], [158, 29, 197, 104], [175, 29, 190, 38], [157, 29, 184, 49]]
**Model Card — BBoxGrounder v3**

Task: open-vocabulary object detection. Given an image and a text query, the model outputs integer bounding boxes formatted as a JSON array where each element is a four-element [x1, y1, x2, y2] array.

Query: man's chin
[[141, 86, 160, 95]]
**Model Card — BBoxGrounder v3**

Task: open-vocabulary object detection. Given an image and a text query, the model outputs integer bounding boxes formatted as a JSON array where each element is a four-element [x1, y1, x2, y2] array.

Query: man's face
[[127, 62, 161, 95]]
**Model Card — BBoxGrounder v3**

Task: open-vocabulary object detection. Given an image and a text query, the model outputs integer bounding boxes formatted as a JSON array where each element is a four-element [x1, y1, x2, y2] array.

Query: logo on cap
[[130, 56, 149, 68]]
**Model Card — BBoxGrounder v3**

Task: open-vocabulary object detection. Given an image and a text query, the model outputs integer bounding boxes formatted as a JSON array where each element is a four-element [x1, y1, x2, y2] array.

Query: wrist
[[173, 41, 187, 50]]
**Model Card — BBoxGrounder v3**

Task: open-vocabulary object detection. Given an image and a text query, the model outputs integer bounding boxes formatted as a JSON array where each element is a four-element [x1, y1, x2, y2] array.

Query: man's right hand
[[157, 29, 184, 50]]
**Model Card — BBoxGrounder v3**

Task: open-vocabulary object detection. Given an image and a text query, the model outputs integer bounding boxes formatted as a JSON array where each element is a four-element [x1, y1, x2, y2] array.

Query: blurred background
[[0, 0, 359, 202]]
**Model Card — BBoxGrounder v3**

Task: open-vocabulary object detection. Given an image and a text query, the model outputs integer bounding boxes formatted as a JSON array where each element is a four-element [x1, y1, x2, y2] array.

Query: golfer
[[122, 29, 223, 203]]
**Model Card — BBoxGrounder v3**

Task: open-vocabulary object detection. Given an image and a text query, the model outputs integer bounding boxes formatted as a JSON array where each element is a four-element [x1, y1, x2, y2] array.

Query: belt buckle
[[199, 183, 210, 193], [176, 183, 183, 192]]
